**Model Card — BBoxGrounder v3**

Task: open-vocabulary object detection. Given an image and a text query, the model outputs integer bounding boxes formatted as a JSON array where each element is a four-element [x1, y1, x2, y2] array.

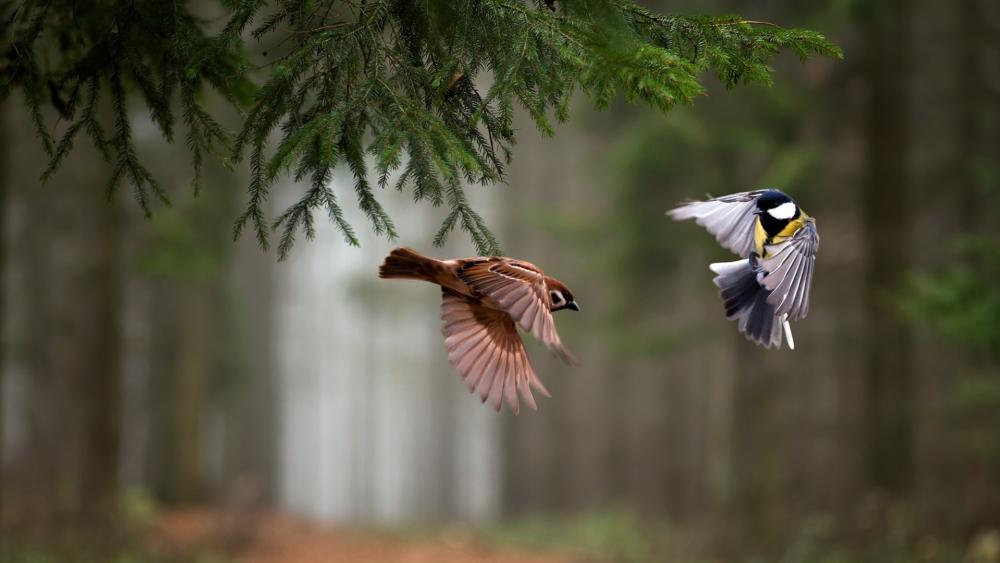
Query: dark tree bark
[[0, 107, 7, 530], [861, 0, 914, 497], [222, 242, 278, 505], [82, 199, 124, 525], [957, 0, 985, 229], [955, 0, 999, 528], [2, 104, 125, 533], [169, 285, 213, 503]]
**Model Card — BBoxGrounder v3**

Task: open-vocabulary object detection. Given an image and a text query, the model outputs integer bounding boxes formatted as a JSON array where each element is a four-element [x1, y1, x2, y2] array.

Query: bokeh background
[[2, 0, 1000, 561]]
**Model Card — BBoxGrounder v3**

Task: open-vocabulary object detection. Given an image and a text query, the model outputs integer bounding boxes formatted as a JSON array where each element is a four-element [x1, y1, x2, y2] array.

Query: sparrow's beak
[[567, 301, 581, 312]]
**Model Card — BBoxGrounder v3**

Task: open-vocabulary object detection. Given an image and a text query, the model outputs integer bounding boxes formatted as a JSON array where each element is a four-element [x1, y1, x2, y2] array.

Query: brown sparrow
[[378, 247, 579, 414]]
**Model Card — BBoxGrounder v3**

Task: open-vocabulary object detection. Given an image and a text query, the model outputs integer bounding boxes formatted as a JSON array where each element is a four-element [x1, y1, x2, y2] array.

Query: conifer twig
[[1, 0, 841, 258]]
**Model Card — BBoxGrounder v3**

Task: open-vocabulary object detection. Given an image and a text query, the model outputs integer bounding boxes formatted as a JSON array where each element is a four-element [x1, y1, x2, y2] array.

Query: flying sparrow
[[378, 247, 579, 414], [668, 189, 819, 349]]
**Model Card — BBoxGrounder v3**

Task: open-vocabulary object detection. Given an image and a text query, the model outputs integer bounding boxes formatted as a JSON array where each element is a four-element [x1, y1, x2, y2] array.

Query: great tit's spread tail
[[710, 259, 792, 349]]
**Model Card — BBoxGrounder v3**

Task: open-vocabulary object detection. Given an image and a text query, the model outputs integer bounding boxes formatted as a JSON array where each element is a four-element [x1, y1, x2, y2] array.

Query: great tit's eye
[[550, 290, 564, 305]]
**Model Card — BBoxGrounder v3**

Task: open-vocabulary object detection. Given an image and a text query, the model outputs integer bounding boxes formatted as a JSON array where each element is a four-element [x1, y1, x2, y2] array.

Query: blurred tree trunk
[[82, 197, 124, 524], [168, 285, 213, 502], [138, 190, 245, 506], [145, 251, 219, 506], [2, 102, 125, 533], [956, 0, 984, 229], [0, 108, 6, 529], [221, 242, 277, 506], [861, 0, 914, 498], [956, 0, 998, 527]]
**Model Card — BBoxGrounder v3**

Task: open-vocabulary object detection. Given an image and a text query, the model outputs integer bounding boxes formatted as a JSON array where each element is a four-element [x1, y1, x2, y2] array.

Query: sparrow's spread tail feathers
[[379, 247, 438, 281], [709, 259, 791, 349]]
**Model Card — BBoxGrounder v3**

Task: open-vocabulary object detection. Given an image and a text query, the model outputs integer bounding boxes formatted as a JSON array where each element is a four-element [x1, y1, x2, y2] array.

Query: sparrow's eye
[[550, 290, 564, 305]]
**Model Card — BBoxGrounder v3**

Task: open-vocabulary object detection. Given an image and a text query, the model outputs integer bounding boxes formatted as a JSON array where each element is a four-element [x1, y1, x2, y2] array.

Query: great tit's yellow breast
[[754, 218, 767, 256], [760, 210, 809, 256], [772, 217, 805, 243]]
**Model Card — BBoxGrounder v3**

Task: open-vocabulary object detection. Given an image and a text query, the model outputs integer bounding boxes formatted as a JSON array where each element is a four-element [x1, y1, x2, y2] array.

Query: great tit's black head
[[754, 189, 800, 222], [545, 278, 580, 313]]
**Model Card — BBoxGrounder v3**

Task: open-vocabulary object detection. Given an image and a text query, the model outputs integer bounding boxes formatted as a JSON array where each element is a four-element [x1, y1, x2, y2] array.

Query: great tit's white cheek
[[767, 202, 797, 220]]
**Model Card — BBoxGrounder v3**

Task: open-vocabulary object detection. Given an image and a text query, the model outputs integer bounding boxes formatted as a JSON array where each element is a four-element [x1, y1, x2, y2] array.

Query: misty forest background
[[2, 0, 1000, 561]]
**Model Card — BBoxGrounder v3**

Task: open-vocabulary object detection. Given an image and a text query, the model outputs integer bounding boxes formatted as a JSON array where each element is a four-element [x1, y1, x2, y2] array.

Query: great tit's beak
[[753, 209, 763, 216], [567, 301, 580, 312]]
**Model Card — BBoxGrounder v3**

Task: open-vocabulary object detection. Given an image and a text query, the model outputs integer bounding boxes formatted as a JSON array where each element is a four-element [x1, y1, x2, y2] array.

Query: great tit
[[667, 189, 819, 349]]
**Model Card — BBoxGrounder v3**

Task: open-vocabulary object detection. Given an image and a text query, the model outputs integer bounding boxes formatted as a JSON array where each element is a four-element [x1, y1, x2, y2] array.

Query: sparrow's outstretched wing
[[760, 219, 819, 321], [458, 259, 576, 364], [441, 289, 550, 414], [667, 191, 765, 256]]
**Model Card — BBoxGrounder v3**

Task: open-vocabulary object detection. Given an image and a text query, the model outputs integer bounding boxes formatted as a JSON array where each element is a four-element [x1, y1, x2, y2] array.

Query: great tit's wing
[[441, 289, 550, 414], [458, 259, 576, 365], [667, 191, 766, 256], [760, 219, 819, 321]]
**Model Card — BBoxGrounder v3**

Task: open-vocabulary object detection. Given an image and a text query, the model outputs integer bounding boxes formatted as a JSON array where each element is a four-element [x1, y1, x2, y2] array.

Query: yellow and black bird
[[668, 189, 819, 349]]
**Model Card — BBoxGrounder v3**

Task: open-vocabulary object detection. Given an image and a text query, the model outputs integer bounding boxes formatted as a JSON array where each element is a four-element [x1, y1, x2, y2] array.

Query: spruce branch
[[2, 0, 841, 258]]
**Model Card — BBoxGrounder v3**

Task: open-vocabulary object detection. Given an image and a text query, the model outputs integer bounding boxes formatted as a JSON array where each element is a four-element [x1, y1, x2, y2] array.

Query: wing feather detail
[[760, 219, 819, 321], [459, 261, 577, 365], [667, 191, 765, 256], [441, 289, 549, 414]]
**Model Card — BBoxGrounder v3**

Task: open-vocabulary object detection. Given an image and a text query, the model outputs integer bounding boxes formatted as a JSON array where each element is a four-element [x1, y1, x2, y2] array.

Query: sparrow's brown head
[[544, 277, 580, 312]]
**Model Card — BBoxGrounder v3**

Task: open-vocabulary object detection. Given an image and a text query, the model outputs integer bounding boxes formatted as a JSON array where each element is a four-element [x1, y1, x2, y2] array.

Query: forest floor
[[151, 508, 580, 563]]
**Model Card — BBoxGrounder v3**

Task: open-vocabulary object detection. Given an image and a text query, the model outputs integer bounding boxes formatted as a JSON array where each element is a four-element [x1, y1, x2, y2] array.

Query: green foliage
[[947, 373, 1000, 460], [904, 237, 1000, 360], [2, 0, 840, 258], [1, 0, 255, 215], [477, 510, 975, 563], [904, 238, 1000, 463], [735, 512, 970, 563], [136, 191, 235, 282], [481, 510, 654, 562]]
